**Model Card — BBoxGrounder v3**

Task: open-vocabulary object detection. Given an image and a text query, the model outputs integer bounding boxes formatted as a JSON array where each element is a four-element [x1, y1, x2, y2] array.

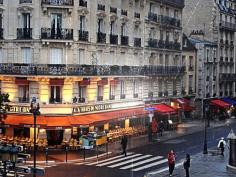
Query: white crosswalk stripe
[[83, 153, 169, 172]]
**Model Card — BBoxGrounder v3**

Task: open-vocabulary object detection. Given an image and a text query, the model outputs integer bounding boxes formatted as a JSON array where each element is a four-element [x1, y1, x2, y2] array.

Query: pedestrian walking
[[159, 120, 164, 136], [151, 118, 158, 139], [217, 137, 226, 156], [183, 153, 190, 177], [167, 149, 176, 176], [121, 134, 128, 156]]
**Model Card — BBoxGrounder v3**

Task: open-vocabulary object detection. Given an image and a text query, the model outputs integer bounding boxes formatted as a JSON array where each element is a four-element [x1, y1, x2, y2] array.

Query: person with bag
[[167, 149, 176, 176], [183, 153, 190, 177], [217, 137, 226, 156], [121, 134, 128, 156]]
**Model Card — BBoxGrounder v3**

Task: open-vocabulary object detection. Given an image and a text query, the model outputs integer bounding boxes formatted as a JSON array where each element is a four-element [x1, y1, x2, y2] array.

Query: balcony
[[0, 28, 3, 39], [134, 38, 141, 47], [49, 98, 62, 104], [148, 12, 158, 23], [158, 92, 163, 97], [162, 0, 185, 8], [109, 95, 115, 100], [120, 94, 126, 99], [219, 73, 236, 82], [164, 91, 168, 97], [134, 12, 140, 19], [41, 28, 73, 40], [78, 30, 88, 41], [121, 9, 127, 16], [79, 0, 87, 7], [173, 90, 177, 96], [97, 32, 106, 43], [173, 42, 181, 50], [97, 4, 105, 11], [133, 93, 138, 98], [206, 76, 210, 81], [97, 96, 103, 101], [19, 0, 32, 3], [18, 97, 29, 103], [148, 38, 158, 48], [0, 64, 185, 76], [159, 15, 181, 28], [17, 28, 32, 39], [225, 57, 229, 63], [230, 57, 234, 63], [41, 0, 73, 6], [121, 35, 129, 45], [0, 0, 2, 4], [110, 34, 118, 45], [110, 7, 117, 14], [158, 40, 165, 48], [219, 21, 236, 31]]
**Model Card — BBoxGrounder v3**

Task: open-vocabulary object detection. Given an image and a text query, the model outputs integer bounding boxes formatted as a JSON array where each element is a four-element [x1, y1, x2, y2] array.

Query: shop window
[[18, 85, 29, 103], [14, 128, 30, 138], [49, 85, 62, 103], [97, 85, 104, 101]]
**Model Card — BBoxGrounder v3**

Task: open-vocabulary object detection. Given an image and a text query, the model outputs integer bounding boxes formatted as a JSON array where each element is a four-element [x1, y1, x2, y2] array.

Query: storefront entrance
[[46, 130, 64, 145]]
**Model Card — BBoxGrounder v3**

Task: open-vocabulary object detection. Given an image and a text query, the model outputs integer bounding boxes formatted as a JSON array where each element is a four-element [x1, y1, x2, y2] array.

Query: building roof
[[182, 33, 197, 51], [188, 37, 217, 47]]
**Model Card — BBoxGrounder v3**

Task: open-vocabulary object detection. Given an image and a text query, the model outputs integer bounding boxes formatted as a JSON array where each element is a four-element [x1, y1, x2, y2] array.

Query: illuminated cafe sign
[[73, 104, 112, 114], [9, 105, 30, 113]]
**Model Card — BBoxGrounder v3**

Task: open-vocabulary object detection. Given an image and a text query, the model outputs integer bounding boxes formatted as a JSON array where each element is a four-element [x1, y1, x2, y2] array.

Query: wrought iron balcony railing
[[159, 15, 181, 28], [110, 34, 118, 45], [0, 28, 3, 39], [134, 38, 141, 47], [120, 94, 126, 99], [97, 96, 103, 101], [78, 30, 88, 41], [97, 32, 106, 43], [110, 7, 117, 14], [148, 12, 158, 22], [17, 28, 32, 39], [121, 35, 129, 45], [20, 0, 32, 3], [41, 28, 73, 40], [219, 73, 236, 81], [79, 0, 87, 7], [121, 9, 127, 16], [134, 12, 140, 18], [109, 95, 115, 100], [41, 0, 74, 6], [18, 97, 30, 103], [0, 63, 185, 76], [220, 21, 236, 31], [148, 38, 158, 48], [49, 98, 62, 104], [162, 0, 184, 8], [97, 4, 105, 11]]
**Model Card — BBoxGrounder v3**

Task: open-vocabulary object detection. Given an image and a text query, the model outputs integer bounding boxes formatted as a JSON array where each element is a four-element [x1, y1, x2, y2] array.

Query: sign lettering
[[73, 104, 112, 114], [9, 105, 31, 113]]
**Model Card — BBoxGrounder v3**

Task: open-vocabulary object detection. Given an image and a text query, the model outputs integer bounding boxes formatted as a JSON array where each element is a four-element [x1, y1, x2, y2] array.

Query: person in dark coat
[[121, 134, 128, 156], [183, 153, 190, 177], [167, 149, 176, 176], [159, 120, 164, 136]]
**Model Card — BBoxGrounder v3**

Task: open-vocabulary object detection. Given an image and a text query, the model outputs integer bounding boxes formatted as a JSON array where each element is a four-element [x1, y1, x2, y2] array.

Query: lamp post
[[1, 144, 10, 177], [203, 99, 209, 154], [9, 145, 19, 177], [30, 97, 40, 177]]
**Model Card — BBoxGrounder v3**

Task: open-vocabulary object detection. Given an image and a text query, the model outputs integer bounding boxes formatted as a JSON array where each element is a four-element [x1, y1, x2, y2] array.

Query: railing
[[121, 36, 129, 45], [110, 34, 118, 45], [121, 9, 127, 16], [159, 15, 181, 28], [79, 0, 87, 7], [173, 90, 177, 96], [19, 0, 32, 3], [49, 98, 62, 104], [97, 96, 103, 101], [134, 38, 141, 47], [148, 12, 158, 22], [148, 38, 158, 48], [97, 32, 106, 43], [17, 28, 32, 39], [18, 97, 30, 103], [109, 95, 115, 100], [219, 73, 236, 81], [220, 21, 236, 31], [78, 30, 88, 41], [41, 28, 73, 40], [110, 7, 117, 14], [0, 64, 185, 76], [0, 28, 3, 39], [120, 94, 126, 99], [164, 91, 168, 97], [162, 0, 184, 8], [134, 12, 140, 18], [97, 4, 105, 11], [41, 0, 74, 6], [158, 92, 163, 97]]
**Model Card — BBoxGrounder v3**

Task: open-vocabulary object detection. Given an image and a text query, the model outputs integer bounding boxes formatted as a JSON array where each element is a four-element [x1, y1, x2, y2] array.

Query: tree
[[0, 93, 10, 125]]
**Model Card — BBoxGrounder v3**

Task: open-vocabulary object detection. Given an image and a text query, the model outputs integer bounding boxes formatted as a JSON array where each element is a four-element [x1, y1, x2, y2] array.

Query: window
[[160, 30, 163, 40], [110, 84, 115, 100], [182, 55, 186, 66], [133, 80, 139, 98], [121, 23, 127, 36], [51, 14, 62, 37], [22, 13, 30, 28], [97, 85, 104, 101], [166, 31, 169, 42], [189, 75, 193, 89], [0, 48, 3, 63], [22, 47, 31, 63], [149, 28, 155, 38], [159, 54, 163, 65], [120, 80, 125, 99], [50, 48, 62, 64], [165, 54, 169, 66], [0, 14, 2, 29], [174, 10, 178, 19], [110, 21, 116, 34], [78, 85, 86, 103], [77, 49, 85, 64], [18, 85, 29, 103], [98, 18, 104, 32], [189, 56, 193, 67], [50, 86, 62, 103], [80, 16, 86, 31]]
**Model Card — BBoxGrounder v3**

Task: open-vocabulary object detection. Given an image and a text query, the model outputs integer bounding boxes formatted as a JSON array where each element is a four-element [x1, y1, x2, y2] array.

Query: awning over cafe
[[222, 98, 236, 106], [210, 99, 231, 109], [173, 98, 194, 111], [152, 104, 177, 115]]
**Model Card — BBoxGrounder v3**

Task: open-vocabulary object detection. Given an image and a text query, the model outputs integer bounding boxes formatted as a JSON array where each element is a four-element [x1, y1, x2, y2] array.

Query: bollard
[[45, 147, 48, 164], [65, 145, 68, 163], [83, 147, 86, 160]]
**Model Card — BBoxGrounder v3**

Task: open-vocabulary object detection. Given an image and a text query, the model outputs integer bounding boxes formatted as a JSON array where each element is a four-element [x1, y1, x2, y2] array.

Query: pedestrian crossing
[[82, 152, 169, 172]]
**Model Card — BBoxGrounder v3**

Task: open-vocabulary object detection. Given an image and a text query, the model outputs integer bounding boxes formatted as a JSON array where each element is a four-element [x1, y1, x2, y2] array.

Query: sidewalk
[[26, 118, 236, 163], [145, 148, 236, 177]]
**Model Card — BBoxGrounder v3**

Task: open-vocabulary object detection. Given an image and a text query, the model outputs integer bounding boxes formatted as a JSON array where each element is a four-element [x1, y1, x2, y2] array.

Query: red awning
[[15, 78, 29, 85], [152, 104, 177, 115], [4, 107, 148, 127], [49, 79, 64, 85], [79, 79, 90, 86], [210, 99, 231, 109], [174, 98, 194, 111], [97, 79, 108, 86]]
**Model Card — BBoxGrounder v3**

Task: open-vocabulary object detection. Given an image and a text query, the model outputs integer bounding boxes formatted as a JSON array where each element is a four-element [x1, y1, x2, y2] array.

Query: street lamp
[[30, 97, 40, 177], [203, 99, 209, 154]]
